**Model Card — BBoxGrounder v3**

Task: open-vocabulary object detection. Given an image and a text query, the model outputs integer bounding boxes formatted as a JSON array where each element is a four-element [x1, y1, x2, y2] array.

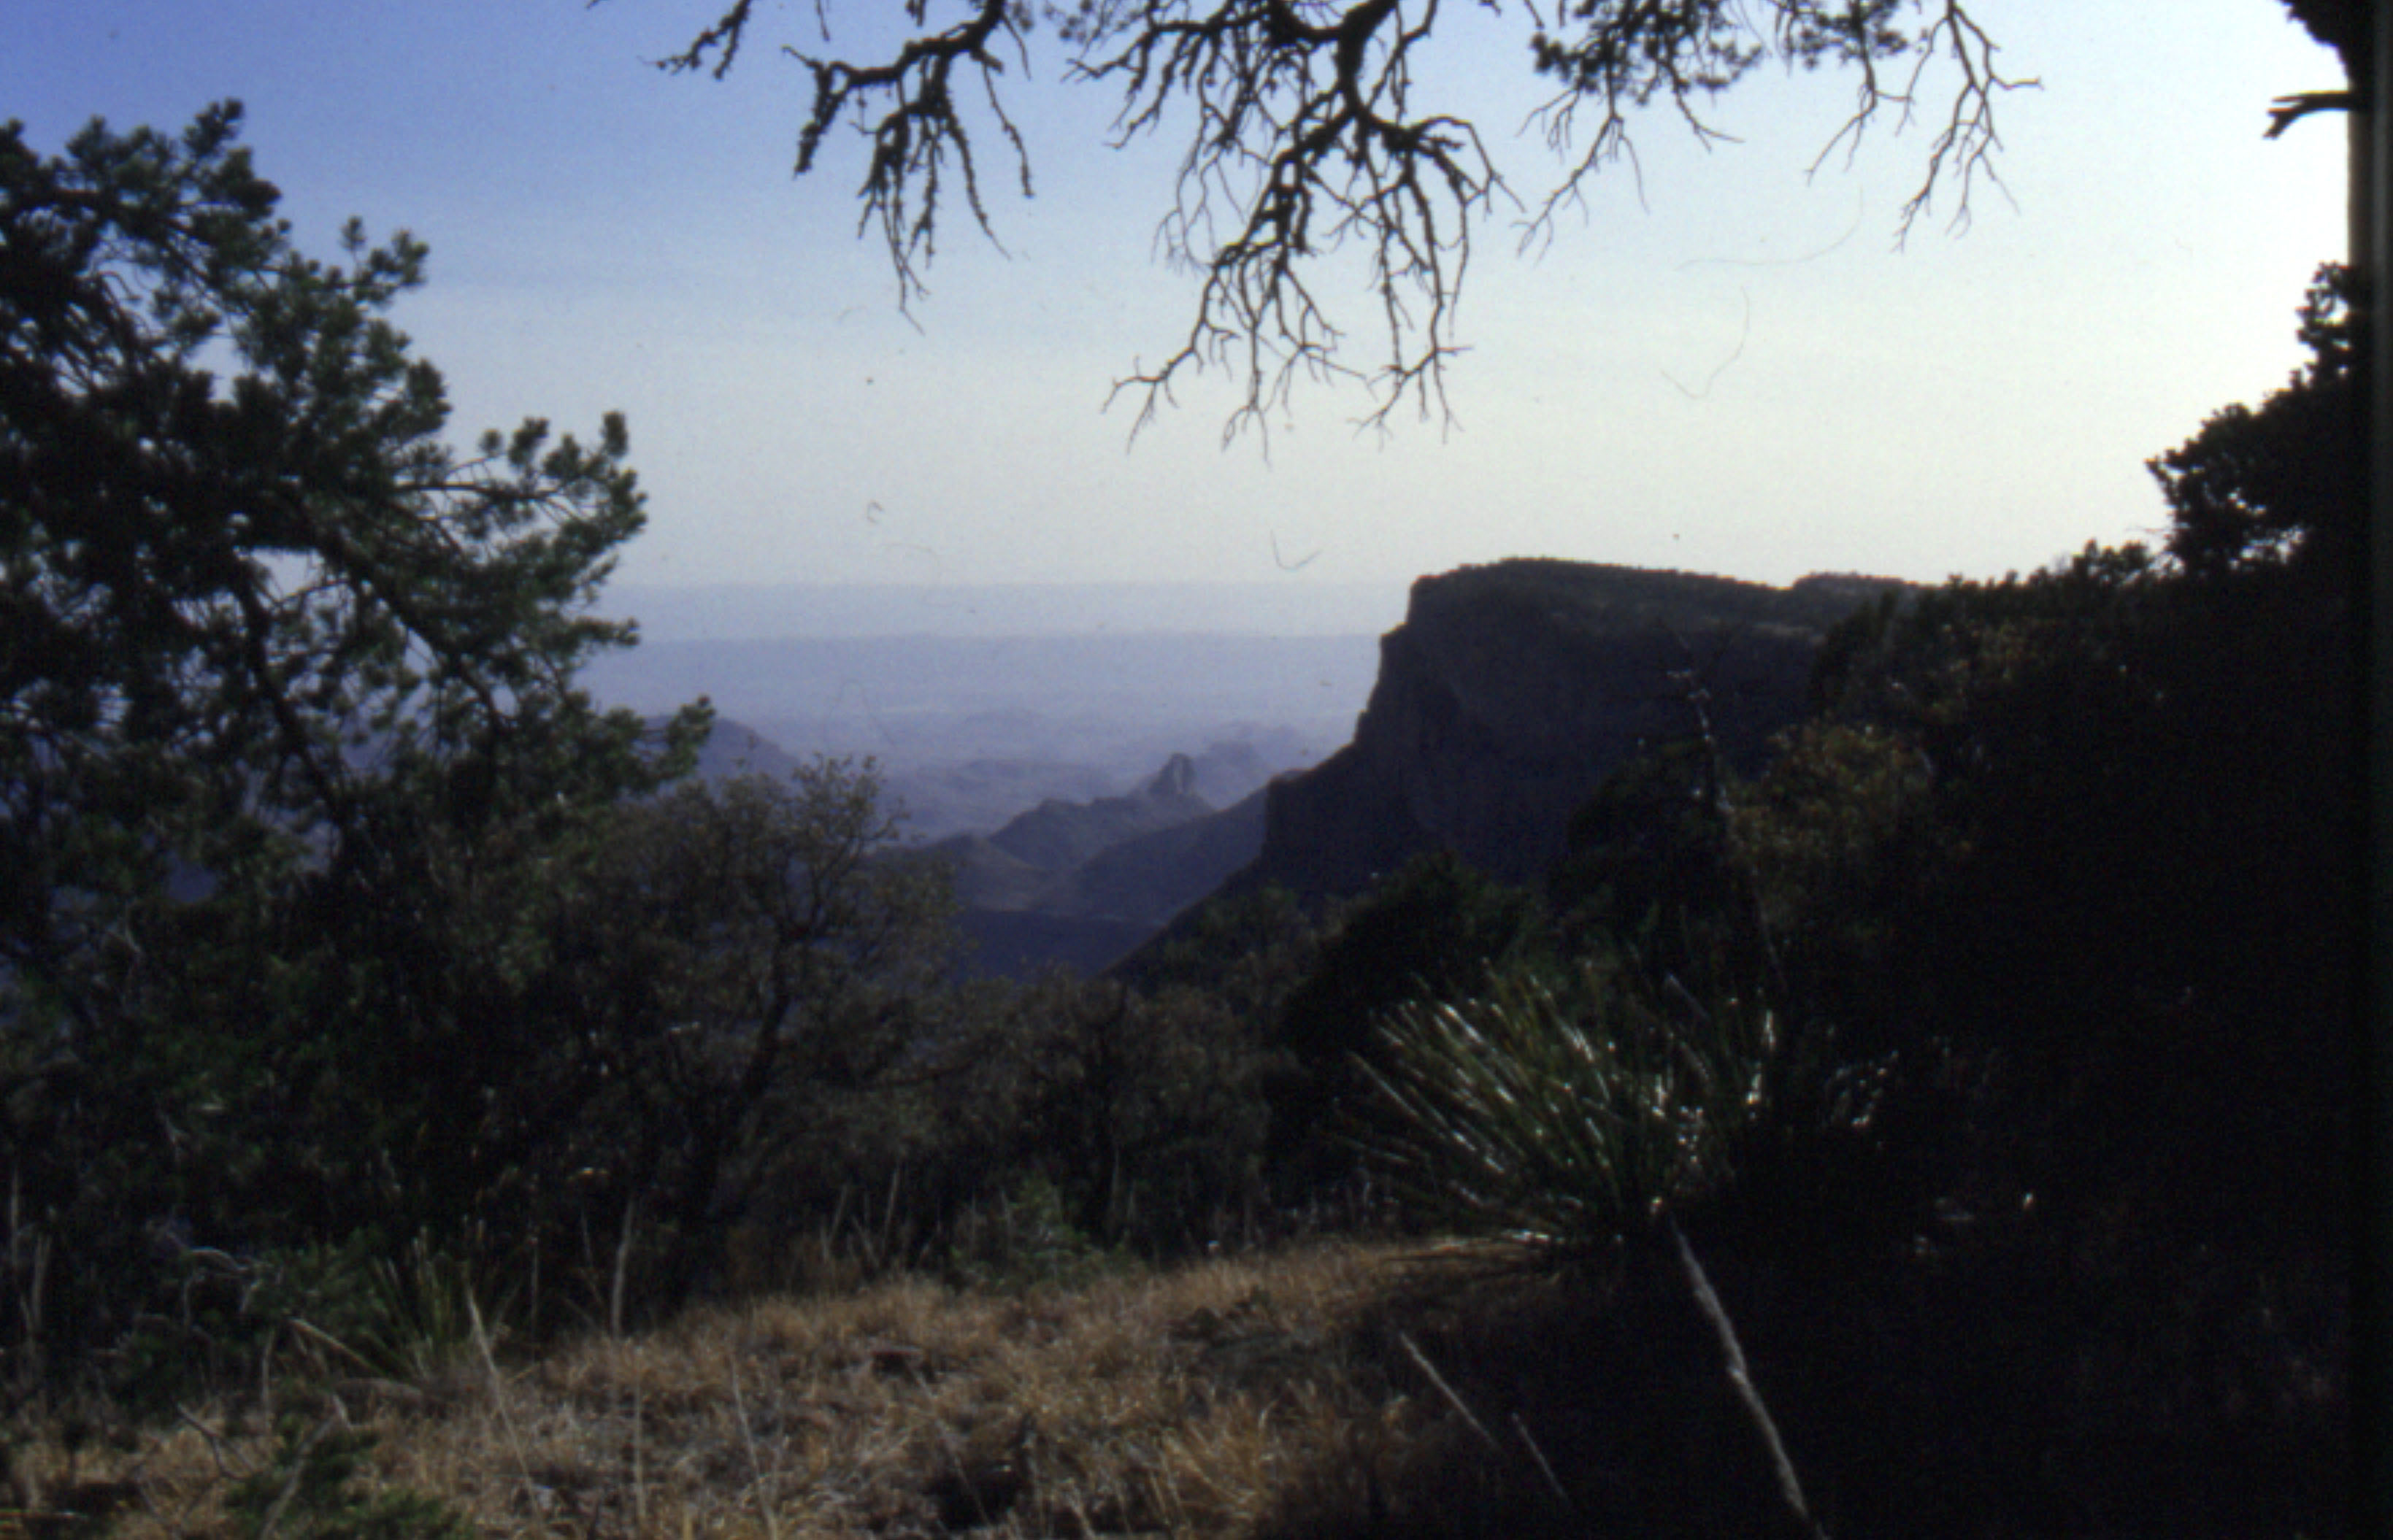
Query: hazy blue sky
[[12, 1, 2350, 613]]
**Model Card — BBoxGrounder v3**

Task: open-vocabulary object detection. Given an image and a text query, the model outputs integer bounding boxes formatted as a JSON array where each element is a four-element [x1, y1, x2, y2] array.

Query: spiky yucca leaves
[[1355, 963, 1777, 1252], [348, 1235, 512, 1385]]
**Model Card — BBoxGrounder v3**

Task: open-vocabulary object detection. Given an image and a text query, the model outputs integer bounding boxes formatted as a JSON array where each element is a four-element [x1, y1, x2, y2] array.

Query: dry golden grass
[[16, 1238, 1583, 1540]]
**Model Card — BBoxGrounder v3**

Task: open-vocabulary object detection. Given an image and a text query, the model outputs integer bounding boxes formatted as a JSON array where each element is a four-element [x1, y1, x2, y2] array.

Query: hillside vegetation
[[2, 112, 2353, 1537], [17, 1240, 1696, 1540]]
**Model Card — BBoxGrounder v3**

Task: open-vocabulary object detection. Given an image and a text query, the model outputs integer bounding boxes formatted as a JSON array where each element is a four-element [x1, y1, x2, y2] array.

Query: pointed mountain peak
[[1145, 752, 1198, 799]]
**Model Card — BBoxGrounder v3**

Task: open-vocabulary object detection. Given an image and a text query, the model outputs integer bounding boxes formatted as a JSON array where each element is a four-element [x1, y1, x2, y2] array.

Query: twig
[[1670, 1219, 1825, 1538], [1510, 1411, 1574, 1512], [174, 1406, 252, 1482], [467, 1296, 538, 1509], [250, 1412, 335, 1540], [610, 1193, 640, 1340], [2264, 89, 2355, 138], [726, 1355, 783, 1540], [1395, 1331, 1501, 1456], [877, 1163, 904, 1274], [283, 1316, 377, 1374], [4, 1167, 50, 1410]]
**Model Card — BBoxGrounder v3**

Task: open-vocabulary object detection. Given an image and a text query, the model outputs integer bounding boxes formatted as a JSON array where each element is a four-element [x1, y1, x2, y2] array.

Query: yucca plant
[[347, 1233, 507, 1383], [1355, 961, 1836, 1535], [1353, 960, 1778, 1254]]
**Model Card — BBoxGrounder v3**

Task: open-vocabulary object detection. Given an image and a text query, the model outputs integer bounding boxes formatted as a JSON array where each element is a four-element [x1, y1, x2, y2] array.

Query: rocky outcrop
[[980, 752, 1215, 872], [1226, 560, 1902, 899], [923, 561, 1901, 977]]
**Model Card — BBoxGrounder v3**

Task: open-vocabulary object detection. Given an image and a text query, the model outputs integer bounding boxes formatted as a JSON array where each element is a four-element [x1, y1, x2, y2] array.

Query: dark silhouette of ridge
[[1118, 561, 1908, 972]]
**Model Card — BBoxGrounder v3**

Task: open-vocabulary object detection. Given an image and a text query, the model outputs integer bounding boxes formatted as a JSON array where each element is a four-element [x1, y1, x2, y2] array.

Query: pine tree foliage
[[1, 103, 702, 1029], [0, 105, 711, 1391]]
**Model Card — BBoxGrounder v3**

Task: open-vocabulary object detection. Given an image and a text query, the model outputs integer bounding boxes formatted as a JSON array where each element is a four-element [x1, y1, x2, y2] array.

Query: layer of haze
[[12, 1, 2349, 631]]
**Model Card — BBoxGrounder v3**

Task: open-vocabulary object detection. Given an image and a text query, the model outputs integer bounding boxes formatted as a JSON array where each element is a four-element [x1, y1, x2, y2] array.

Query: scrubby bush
[[1356, 960, 1778, 1253]]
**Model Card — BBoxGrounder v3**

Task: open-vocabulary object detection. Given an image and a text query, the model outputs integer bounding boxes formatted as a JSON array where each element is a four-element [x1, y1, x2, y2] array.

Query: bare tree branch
[[647, 0, 761, 79], [623, 0, 2029, 436], [1079, 0, 1507, 439], [1805, 0, 2035, 241], [783, 0, 1033, 306]]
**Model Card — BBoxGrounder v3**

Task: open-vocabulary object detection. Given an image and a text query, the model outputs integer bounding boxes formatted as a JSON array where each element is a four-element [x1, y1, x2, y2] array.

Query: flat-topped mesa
[[1233, 559, 1907, 900]]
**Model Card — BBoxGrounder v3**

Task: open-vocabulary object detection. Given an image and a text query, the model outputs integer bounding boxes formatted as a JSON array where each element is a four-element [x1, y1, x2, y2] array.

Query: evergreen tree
[[0, 104, 706, 1390]]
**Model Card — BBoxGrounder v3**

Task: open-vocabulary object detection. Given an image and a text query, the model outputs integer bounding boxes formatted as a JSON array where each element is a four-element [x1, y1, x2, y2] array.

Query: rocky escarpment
[[1226, 560, 1903, 900]]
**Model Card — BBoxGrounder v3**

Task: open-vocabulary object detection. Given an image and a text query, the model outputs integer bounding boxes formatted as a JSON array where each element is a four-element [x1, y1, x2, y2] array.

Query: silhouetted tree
[[2151, 263, 2359, 576], [0, 104, 707, 1393], [533, 763, 959, 1310], [1693, 278, 2360, 1528]]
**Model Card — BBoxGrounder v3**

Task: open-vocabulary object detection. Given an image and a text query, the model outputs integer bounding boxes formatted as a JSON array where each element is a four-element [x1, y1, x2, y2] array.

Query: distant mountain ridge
[[668, 561, 1907, 980], [606, 581, 1407, 641], [923, 752, 1278, 976], [979, 753, 1215, 871]]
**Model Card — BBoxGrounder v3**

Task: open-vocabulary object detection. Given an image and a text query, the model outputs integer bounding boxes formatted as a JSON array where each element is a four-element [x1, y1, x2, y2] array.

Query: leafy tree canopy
[[2148, 263, 2358, 576], [1, 102, 702, 1029], [627, 0, 2029, 434], [531, 763, 959, 1307], [1, 104, 712, 1385], [2278, 0, 2368, 77]]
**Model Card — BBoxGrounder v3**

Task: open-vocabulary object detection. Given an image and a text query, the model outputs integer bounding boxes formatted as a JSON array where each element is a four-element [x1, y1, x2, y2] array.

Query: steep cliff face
[[1234, 560, 1898, 898]]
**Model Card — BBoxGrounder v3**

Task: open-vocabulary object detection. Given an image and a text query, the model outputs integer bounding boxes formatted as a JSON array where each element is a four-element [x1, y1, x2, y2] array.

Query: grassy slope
[[30, 1239, 1699, 1540]]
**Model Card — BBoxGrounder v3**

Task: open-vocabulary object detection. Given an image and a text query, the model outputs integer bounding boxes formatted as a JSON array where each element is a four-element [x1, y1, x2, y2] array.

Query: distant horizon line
[[602, 564, 1914, 642], [603, 579, 1424, 642]]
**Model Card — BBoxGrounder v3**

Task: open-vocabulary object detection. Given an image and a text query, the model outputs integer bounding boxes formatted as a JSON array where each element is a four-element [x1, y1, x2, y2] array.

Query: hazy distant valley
[[580, 627, 1384, 843], [582, 569, 1882, 978]]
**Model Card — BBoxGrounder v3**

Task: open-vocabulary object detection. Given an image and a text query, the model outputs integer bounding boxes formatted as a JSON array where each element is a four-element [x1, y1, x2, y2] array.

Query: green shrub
[[1353, 961, 1775, 1252], [939, 1173, 1116, 1291], [226, 1417, 475, 1540]]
